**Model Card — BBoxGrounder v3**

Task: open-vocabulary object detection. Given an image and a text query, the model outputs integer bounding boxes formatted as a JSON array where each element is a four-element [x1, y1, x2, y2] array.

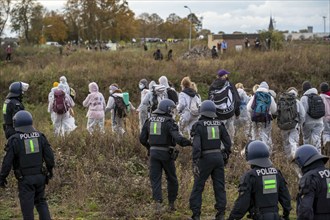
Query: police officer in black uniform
[[0, 110, 55, 220], [189, 100, 232, 220], [3, 81, 29, 139], [227, 140, 291, 220], [293, 144, 330, 219], [139, 99, 191, 212]]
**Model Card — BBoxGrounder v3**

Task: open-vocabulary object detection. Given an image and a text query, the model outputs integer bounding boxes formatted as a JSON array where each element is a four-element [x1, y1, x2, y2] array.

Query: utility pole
[[323, 16, 326, 33], [184, 5, 192, 50]]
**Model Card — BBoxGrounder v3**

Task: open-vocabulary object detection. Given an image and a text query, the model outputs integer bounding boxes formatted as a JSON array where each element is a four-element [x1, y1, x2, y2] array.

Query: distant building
[[268, 16, 274, 31], [307, 26, 313, 33], [208, 33, 260, 51]]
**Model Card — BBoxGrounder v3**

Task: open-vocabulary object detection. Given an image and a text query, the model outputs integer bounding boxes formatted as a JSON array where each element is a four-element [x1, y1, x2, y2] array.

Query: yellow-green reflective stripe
[[153, 123, 157, 134], [212, 127, 215, 138], [29, 140, 35, 153], [264, 179, 276, 189], [264, 179, 276, 184], [2, 104, 7, 114], [328, 183, 330, 193], [264, 184, 276, 189]]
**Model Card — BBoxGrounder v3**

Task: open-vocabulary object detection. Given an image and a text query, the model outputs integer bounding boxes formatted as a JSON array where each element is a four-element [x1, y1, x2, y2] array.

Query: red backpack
[[53, 89, 69, 114]]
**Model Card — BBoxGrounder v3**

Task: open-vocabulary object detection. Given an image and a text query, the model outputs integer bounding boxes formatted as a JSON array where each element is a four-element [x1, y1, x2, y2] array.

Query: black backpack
[[305, 93, 325, 119], [210, 82, 235, 120], [113, 96, 128, 118], [277, 92, 298, 130], [167, 88, 178, 104]]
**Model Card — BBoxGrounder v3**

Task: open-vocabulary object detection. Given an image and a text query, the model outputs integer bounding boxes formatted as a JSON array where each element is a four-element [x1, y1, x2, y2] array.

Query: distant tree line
[[0, 0, 210, 45]]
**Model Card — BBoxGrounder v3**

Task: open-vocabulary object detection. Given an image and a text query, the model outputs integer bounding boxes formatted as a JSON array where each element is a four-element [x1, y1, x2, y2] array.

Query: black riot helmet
[[153, 99, 176, 115], [6, 81, 29, 99], [199, 100, 217, 118], [245, 140, 272, 167], [13, 110, 35, 133], [293, 144, 329, 168]]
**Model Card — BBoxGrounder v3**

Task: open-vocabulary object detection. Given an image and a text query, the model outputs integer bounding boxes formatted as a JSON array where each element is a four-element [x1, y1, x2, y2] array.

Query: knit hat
[[320, 82, 329, 93], [53, 82, 59, 88], [302, 81, 312, 92], [259, 81, 269, 89], [217, 69, 230, 77]]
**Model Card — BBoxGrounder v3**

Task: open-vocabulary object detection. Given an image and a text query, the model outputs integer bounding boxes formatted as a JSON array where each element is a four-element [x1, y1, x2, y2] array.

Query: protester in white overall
[[106, 84, 135, 135], [51, 84, 76, 136], [177, 76, 201, 136], [59, 76, 70, 95], [247, 81, 277, 152], [83, 82, 106, 133], [234, 83, 251, 140], [208, 69, 241, 146], [300, 81, 324, 153], [47, 82, 59, 125], [137, 79, 149, 131], [141, 81, 167, 115], [319, 82, 330, 156], [280, 87, 306, 159]]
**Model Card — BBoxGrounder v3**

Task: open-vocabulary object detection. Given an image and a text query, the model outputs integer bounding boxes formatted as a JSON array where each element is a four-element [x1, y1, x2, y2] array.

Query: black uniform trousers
[[18, 174, 51, 220], [190, 152, 226, 216], [149, 149, 178, 203]]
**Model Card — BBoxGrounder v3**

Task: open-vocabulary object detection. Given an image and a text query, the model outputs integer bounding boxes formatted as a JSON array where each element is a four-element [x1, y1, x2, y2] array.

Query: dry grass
[[0, 41, 329, 219]]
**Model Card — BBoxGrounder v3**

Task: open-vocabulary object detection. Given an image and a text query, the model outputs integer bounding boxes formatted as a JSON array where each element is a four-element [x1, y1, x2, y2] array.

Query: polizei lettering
[[203, 121, 222, 126], [318, 170, 330, 178], [150, 116, 165, 123], [20, 132, 40, 139], [256, 167, 278, 176]]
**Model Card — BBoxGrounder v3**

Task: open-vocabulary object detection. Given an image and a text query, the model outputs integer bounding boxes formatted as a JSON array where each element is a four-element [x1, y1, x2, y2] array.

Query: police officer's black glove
[[47, 170, 53, 180], [192, 161, 200, 178], [0, 178, 7, 188], [222, 150, 230, 166], [182, 139, 192, 147]]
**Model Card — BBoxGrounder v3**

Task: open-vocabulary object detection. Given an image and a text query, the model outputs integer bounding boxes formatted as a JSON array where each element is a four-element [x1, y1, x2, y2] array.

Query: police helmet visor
[[21, 82, 29, 93]]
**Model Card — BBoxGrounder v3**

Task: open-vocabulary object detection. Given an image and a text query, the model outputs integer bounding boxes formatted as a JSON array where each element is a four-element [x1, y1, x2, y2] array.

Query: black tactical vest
[[252, 167, 279, 211], [13, 132, 43, 175], [308, 168, 330, 214], [3, 98, 24, 125], [148, 115, 174, 146], [195, 119, 222, 151]]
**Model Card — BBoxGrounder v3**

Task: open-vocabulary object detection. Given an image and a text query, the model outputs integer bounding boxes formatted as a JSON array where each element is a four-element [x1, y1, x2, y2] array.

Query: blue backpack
[[251, 92, 272, 123]]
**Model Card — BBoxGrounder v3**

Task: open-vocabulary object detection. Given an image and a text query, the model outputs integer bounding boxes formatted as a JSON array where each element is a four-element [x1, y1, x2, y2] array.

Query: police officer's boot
[[190, 215, 200, 220], [168, 202, 176, 212], [214, 211, 225, 220], [155, 201, 164, 214]]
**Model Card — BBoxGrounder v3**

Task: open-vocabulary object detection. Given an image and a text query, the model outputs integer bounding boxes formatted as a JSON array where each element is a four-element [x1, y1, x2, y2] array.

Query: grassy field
[[0, 41, 329, 219]]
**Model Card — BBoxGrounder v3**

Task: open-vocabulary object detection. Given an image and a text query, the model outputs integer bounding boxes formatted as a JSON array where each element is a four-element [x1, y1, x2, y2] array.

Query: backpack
[[277, 92, 298, 130], [189, 95, 201, 116], [305, 93, 325, 119], [167, 88, 178, 104], [53, 89, 69, 114], [251, 91, 272, 123], [113, 95, 128, 118], [150, 86, 167, 112], [321, 95, 330, 122], [210, 81, 235, 119]]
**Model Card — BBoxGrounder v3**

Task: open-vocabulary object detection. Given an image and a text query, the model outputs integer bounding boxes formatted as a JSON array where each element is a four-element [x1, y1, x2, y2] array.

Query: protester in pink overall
[[83, 82, 106, 133]]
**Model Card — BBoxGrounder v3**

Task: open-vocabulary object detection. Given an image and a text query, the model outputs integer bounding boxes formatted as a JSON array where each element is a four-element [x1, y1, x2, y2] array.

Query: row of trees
[[0, 0, 209, 45]]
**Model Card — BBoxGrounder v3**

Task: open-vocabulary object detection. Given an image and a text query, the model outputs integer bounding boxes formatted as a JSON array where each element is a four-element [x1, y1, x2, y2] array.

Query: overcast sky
[[3, 0, 330, 37]]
